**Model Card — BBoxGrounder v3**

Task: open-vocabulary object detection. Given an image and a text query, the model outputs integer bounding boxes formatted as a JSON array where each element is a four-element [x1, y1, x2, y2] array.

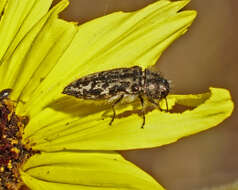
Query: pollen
[[0, 91, 35, 190]]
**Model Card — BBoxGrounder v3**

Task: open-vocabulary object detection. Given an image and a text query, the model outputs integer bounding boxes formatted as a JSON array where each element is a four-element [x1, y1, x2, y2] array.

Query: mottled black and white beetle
[[63, 66, 170, 128]]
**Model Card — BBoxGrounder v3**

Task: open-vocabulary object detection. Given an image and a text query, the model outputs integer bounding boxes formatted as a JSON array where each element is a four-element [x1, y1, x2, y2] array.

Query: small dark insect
[[0, 88, 12, 100], [63, 66, 170, 128]]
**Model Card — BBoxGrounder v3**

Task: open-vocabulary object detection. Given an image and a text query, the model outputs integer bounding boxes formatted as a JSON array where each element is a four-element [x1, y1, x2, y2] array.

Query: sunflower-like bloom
[[0, 0, 233, 190]]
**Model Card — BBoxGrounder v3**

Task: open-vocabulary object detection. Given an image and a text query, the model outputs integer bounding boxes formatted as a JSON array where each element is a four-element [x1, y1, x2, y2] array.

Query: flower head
[[0, 0, 233, 189]]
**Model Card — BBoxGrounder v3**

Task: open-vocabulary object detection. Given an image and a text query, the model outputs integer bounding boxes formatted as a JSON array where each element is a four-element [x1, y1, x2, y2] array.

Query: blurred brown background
[[57, 0, 238, 189]]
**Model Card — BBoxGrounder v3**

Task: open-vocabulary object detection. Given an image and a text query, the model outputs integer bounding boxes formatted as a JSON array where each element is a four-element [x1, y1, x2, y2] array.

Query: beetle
[[63, 66, 170, 128]]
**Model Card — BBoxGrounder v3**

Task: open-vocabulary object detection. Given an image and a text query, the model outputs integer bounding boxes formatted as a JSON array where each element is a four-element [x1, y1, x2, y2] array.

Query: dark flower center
[[0, 90, 34, 190]]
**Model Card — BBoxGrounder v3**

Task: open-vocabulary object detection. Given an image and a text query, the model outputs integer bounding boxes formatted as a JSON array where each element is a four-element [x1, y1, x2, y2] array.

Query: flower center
[[0, 89, 34, 190]]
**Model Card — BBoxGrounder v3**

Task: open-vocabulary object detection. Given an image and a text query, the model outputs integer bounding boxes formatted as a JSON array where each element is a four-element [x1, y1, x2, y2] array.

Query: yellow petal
[[21, 151, 164, 190], [0, 0, 73, 98], [25, 87, 233, 151], [0, 0, 52, 62], [13, 0, 196, 116], [0, 0, 7, 16]]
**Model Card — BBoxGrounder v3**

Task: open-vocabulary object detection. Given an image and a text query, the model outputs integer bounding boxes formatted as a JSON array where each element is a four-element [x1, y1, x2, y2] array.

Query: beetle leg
[[109, 94, 124, 126], [148, 96, 169, 112], [139, 95, 145, 128], [165, 97, 169, 112], [147, 96, 163, 111]]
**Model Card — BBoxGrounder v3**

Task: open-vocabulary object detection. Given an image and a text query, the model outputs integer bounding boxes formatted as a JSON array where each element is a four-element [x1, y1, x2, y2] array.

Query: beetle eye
[[159, 84, 167, 91]]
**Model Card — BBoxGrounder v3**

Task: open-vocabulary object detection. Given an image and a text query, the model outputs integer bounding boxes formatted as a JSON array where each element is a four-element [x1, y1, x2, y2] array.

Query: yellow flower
[[0, 0, 233, 190]]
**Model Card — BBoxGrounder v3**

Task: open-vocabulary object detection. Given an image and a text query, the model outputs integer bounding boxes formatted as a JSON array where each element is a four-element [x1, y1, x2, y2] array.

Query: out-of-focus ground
[[57, 0, 238, 189]]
